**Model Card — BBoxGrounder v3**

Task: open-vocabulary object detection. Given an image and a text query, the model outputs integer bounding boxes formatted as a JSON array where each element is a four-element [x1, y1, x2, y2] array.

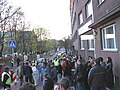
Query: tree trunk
[[0, 31, 4, 57]]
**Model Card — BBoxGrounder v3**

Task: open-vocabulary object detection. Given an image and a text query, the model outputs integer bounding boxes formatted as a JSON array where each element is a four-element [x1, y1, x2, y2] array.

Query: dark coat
[[74, 64, 85, 82], [106, 62, 114, 89], [43, 77, 54, 90], [50, 67, 57, 83], [57, 64, 62, 75], [88, 64, 106, 88], [23, 65, 32, 77], [64, 61, 72, 76]]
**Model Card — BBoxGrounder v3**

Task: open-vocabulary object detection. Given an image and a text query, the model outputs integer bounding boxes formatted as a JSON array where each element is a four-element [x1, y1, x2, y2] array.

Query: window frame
[[78, 12, 83, 25], [88, 39, 95, 50], [85, 0, 93, 18], [102, 24, 117, 51], [98, 0, 105, 5], [80, 40, 84, 50]]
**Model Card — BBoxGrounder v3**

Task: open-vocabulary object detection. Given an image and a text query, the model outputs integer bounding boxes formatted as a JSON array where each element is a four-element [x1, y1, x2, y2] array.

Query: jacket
[[43, 77, 54, 90], [2, 72, 11, 85], [88, 64, 106, 87], [23, 65, 32, 77]]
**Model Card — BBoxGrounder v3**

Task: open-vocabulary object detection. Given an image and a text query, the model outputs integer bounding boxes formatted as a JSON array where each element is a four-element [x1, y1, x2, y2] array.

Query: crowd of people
[[1, 53, 114, 90]]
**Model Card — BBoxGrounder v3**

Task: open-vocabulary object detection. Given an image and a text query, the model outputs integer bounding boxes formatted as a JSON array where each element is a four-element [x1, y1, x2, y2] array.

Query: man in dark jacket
[[88, 58, 107, 90], [57, 61, 62, 80], [74, 60, 85, 90], [43, 73, 54, 90], [50, 63, 57, 83], [23, 62, 33, 83]]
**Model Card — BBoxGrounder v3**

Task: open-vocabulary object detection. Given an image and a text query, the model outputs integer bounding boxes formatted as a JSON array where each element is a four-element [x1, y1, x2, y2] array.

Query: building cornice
[[89, 4, 120, 29]]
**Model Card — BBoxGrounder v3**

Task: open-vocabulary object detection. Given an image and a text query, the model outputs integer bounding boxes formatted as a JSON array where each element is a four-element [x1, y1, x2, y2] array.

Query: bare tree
[[0, 0, 23, 57]]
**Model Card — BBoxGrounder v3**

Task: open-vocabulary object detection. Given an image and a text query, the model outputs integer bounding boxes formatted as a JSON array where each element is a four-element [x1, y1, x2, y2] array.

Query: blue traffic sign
[[8, 40, 16, 48]]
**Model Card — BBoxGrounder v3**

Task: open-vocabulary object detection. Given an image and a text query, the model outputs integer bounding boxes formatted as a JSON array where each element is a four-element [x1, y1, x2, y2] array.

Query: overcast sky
[[9, 0, 71, 40]]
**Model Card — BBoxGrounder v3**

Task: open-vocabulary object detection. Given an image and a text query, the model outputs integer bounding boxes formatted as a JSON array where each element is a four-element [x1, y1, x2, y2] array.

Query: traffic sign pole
[[8, 40, 16, 67], [12, 48, 14, 66]]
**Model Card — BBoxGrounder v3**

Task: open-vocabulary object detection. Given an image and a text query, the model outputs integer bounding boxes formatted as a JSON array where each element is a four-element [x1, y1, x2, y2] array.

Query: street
[[0, 81, 43, 90]]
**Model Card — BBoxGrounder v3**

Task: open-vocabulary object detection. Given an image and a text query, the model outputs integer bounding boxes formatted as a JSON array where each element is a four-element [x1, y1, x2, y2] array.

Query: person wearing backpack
[[74, 59, 85, 90]]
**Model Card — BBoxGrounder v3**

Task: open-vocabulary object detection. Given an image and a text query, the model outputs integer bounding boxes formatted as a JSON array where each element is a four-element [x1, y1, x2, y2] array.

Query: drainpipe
[[93, 29, 97, 58]]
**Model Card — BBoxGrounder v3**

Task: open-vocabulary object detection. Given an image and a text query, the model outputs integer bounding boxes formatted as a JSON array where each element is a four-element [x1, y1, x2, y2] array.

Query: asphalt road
[[0, 80, 43, 90], [12, 81, 43, 90]]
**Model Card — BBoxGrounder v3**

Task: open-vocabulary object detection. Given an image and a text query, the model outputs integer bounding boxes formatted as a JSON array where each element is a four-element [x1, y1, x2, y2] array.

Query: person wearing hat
[[1, 67, 12, 89]]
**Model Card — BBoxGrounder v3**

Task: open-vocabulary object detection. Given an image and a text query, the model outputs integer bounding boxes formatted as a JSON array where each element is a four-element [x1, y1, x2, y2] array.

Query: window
[[102, 24, 117, 50], [81, 40, 84, 49], [98, 0, 105, 5], [78, 12, 83, 25], [88, 39, 94, 50], [86, 0, 93, 18]]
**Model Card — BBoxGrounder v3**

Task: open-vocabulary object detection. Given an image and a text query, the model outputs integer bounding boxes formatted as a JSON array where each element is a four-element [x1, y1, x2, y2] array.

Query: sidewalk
[[11, 80, 43, 90]]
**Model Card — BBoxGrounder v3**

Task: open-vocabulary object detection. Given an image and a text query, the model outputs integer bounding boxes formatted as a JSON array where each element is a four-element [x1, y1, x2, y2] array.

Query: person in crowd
[[17, 62, 24, 86], [63, 59, 71, 78], [23, 62, 33, 83], [32, 60, 38, 67], [71, 59, 75, 69], [84, 61, 91, 90], [61, 58, 66, 73], [41, 62, 50, 85], [99, 57, 106, 67], [53, 58, 59, 70], [54, 83, 60, 90], [88, 56, 95, 67], [63, 58, 73, 86], [43, 73, 54, 90], [50, 62, 57, 83], [10, 60, 14, 67], [37, 61, 42, 80], [18, 82, 36, 90], [88, 58, 107, 90], [57, 60, 62, 80], [106, 57, 114, 89], [57, 77, 70, 90], [1, 67, 12, 89], [17, 57, 21, 66], [31, 63, 39, 86], [74, 59, 85, 90], [47, 59, 53, 68], [79, 55, 82, 60]]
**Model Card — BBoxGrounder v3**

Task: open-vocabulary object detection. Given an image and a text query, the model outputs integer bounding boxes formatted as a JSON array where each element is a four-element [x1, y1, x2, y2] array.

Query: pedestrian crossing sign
[[8, 40, 16, 48]]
